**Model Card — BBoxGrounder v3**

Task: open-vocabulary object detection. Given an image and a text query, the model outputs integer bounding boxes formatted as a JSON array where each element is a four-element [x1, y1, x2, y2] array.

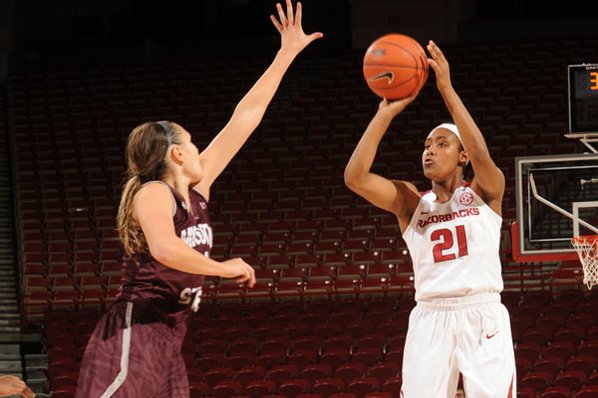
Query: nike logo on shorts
[[486, 332, 498, 339]]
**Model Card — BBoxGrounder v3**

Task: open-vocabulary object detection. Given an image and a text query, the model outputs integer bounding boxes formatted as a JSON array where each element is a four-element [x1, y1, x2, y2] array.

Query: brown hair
[[116, 121, 181, 256]]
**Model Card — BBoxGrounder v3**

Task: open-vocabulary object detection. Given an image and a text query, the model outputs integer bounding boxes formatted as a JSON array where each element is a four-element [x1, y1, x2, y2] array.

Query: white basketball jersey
[[402, 185, 503, 302]]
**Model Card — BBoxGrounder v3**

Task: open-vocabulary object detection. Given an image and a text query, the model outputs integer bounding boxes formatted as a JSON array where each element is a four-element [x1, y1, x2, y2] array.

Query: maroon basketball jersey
[[115, 183, 211, 335]]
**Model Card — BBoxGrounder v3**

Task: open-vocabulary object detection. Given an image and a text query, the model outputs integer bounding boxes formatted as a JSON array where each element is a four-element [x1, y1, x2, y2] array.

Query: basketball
[[363, 33, 429, 100]]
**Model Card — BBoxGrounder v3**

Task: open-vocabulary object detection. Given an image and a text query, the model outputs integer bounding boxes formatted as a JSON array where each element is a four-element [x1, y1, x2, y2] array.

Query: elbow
[[149, 241, 178, 266], [233, 105, 263, 130], [344, 169, 361, 191]]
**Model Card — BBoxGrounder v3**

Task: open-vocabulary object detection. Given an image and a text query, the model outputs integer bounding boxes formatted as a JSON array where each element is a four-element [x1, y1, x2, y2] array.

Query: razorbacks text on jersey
[[402, 184, 503, 302]]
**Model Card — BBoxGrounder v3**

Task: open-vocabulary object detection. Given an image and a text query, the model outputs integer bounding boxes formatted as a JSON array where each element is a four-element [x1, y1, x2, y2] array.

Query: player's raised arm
[[344, 97, 421, 231], [195, 0, 323, 195], [427, 40, 505, 213]]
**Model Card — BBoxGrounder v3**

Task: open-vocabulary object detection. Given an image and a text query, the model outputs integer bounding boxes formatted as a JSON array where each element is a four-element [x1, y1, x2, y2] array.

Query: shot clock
[[568, 63, 598, 134]]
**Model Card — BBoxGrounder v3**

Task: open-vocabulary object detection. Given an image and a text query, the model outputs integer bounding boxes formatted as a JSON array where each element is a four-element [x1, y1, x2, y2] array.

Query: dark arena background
[[1, 0, 598, 397]]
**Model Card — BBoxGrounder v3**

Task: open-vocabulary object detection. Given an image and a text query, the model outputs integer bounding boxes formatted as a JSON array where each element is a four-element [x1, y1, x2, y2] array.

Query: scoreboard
[[568, 63, 598, 134]]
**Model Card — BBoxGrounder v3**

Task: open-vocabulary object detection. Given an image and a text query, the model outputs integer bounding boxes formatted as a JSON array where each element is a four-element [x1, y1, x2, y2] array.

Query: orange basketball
[[363, 34, 429, 100]]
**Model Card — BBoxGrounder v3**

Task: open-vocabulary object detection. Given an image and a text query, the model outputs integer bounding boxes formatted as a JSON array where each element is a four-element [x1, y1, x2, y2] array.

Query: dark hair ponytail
[[116, 121, 180, 256]]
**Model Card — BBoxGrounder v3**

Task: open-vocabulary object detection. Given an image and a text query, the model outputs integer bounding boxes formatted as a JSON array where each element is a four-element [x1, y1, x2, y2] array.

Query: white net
[[571, 236, 598, 290]]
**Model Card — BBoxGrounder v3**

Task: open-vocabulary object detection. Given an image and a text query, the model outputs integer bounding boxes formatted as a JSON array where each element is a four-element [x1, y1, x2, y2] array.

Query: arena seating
[[8, 37, 598, 396]]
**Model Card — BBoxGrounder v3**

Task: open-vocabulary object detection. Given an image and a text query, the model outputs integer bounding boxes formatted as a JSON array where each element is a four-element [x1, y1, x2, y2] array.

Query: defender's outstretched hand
[[270, 0, 323, 55], [426, 40, 452, 92]]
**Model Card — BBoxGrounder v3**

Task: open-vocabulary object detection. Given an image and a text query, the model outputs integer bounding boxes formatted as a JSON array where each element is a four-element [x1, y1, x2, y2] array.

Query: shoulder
[[390, 179, 422, 226], [134, 182, 177, 216], [462, 183, 503, 216], [136, 181, 173, 198], [390, 180, 421, 196]]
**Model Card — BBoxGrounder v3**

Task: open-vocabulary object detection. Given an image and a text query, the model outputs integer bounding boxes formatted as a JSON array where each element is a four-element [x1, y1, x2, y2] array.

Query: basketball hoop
[[571, 236, 598, 290]]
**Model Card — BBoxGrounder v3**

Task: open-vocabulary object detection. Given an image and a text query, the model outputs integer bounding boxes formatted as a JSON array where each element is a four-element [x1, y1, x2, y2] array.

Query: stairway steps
[[0, 344, 19, 355], [0, 360, 22, 372], [24, 354, 47, 371]]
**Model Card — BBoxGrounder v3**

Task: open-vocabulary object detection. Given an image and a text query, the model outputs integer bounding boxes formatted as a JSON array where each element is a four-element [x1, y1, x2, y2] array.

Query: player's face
[[422, 129, 464, 181], [177, 130, 203, 182]]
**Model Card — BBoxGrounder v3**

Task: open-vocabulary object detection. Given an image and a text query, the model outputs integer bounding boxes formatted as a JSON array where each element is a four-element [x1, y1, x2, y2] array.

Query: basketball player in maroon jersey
[[76, 2, 322, 397]]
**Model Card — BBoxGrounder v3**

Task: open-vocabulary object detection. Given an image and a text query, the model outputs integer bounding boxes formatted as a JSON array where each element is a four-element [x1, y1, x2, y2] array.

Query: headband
[[156, 120, 173, 145], [428, 123, 462, 146]]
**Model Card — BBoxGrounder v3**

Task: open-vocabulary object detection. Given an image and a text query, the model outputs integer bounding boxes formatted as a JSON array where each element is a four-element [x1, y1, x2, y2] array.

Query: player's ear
[[168, 145, 184, 165], [458, 149, 469, 167]]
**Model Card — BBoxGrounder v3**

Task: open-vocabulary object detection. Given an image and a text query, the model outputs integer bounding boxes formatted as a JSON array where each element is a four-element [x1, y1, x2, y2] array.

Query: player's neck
[[431, 176, 463, 203], [162, 176, 194, 214]]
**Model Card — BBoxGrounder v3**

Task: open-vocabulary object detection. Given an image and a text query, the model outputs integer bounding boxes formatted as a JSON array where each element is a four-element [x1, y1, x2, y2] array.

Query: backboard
[[513, 153, 598, 262]]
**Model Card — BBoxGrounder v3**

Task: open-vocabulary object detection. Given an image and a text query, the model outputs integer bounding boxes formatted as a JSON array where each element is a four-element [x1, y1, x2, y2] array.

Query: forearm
[[345, 110, 393, 183], [439, 85, 488, 154], [233, 48, 297, 127], [151, 239, 230, 277]]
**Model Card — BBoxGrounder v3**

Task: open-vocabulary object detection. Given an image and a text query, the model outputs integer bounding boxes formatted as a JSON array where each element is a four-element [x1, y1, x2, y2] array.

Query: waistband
[[110, 300, 186, 341], [416, 293, 501, 311]]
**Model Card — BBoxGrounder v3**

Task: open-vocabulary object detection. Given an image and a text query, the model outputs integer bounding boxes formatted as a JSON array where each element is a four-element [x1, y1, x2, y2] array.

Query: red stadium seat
[[204, 367, 235, 388], [347, 376, 380, 397], [229, 337, 259, 356], [245, 380, 276, 398], [356, 333, 386, 351], [211, 381, 243, 398], [520, 371, 553, 391], [367, 361, 399, 385], [322, 323, 354, 342], [235, 365, 265, 387], [539, 386, 573, 398], [287, 348, 319, 369], [320, 348, 350, 372], [226, 353, 255, 371], [301, 363, 332, 386], [380, 375, 402, 396], [542, 342, 576, 359], [566, 355, 597, 374], [267, 364, 300, 387], [278, 379, 310, 398], [364, 393, 393, 398], [312, 377, 344, 398], [516, 387, 536, 398], [261, 336, 291, 354], [335, 362, 366, 387], [196, 353, 225, 371], [552, 370, 587, 390], [576, 385, 598, 397], [533, 356, 565, 377], [577, 341, 598, 358], [352, 347, 383, 367]]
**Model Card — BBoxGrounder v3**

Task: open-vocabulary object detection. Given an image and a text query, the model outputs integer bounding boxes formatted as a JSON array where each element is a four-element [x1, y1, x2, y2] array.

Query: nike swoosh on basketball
[[368, 71, 394, 84]]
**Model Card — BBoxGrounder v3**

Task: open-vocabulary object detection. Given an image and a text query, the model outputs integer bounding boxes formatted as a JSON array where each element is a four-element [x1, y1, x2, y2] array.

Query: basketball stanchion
[[571, 235, 598, 290]]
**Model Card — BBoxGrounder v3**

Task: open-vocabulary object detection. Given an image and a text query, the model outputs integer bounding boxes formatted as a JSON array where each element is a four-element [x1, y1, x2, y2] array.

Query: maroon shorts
[[76, 301, 189, 398]]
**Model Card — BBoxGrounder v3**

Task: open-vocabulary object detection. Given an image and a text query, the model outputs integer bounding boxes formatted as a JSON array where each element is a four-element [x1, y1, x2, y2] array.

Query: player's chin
[[190, 174, 203, 186], [422, 168, 436, 180]]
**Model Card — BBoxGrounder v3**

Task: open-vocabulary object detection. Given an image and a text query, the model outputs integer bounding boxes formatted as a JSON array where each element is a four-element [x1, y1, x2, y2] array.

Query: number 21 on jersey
[[431, 225, 468, 263]]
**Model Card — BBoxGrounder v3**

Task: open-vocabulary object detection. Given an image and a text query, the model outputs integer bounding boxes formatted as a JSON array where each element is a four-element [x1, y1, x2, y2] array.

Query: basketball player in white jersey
[[344, 41, 516, 397]]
